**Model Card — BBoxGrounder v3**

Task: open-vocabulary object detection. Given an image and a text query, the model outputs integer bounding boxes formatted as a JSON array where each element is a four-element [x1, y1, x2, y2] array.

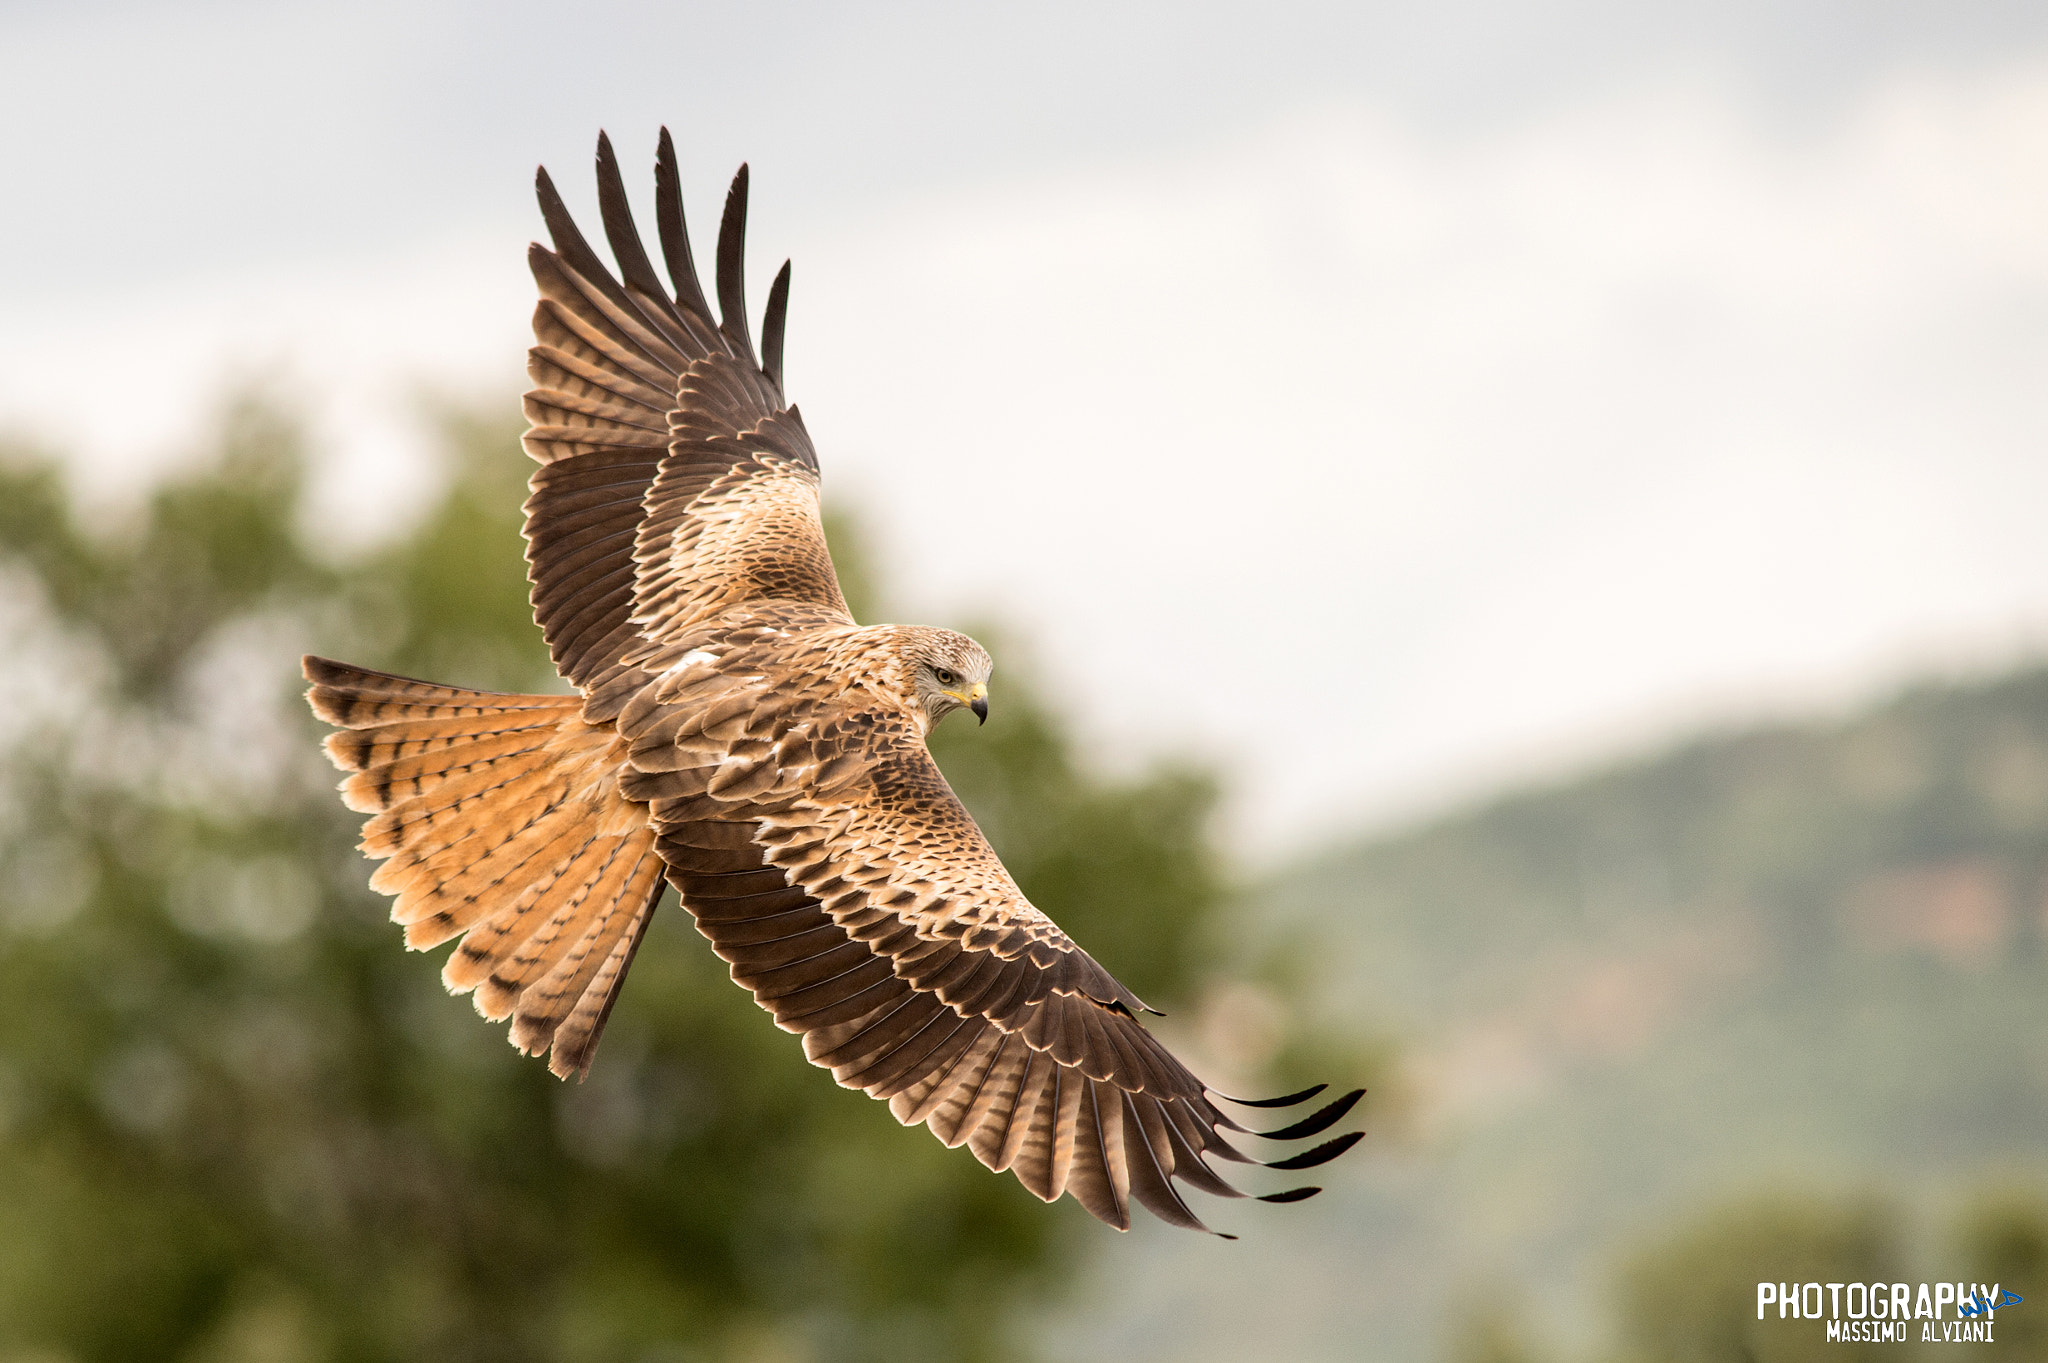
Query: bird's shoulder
[[614, 608, 916, 745]]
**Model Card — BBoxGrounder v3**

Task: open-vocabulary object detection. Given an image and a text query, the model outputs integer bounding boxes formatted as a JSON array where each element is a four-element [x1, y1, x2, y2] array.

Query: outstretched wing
[[614, 629, 1364, 1234], [521, 130, 850, 723]]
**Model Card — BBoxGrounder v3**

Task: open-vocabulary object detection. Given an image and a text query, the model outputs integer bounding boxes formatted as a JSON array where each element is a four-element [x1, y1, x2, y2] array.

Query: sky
[[4, 0, 2046, 853]]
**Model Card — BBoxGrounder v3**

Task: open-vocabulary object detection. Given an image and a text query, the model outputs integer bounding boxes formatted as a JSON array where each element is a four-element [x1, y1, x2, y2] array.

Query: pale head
[[896, 626, 993, 732]]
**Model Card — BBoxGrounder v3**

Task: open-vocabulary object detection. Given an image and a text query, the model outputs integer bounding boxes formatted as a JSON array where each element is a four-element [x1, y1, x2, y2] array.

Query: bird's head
[[900, 627, 993, 731]]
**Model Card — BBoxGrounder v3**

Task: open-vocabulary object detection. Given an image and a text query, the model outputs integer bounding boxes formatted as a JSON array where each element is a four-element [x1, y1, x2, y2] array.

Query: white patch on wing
[[668, 648, 719, 673]]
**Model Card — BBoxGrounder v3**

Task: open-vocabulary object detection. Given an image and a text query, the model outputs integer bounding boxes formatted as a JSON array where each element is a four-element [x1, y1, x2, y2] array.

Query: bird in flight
[[304, 130, 1361, 1234]]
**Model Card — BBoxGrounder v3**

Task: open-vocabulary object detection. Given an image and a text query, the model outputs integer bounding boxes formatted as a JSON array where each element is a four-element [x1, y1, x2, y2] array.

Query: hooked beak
[[968, 681, 988, 725]]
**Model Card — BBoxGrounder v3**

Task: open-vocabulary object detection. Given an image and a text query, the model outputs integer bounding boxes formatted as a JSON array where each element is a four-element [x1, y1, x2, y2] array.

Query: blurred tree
[[0, 393, 1238, 1363], [1610, 1193, 1902, 1363], [1439, 1287, 1550, 1363]]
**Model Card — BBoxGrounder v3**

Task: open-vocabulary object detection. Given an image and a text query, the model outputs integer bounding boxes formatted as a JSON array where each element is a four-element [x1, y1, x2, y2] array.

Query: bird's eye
[[934, 667, 957, 686]]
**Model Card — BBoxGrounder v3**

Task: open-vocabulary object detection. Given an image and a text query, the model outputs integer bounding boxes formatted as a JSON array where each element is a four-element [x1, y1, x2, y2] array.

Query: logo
[[1756, 1281, 2020, 1343], [1961, 1289, 2023, 1319]]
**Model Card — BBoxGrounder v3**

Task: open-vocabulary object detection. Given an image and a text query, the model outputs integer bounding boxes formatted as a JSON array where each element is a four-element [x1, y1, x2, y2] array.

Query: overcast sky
[[5, 0, 2046, 853]]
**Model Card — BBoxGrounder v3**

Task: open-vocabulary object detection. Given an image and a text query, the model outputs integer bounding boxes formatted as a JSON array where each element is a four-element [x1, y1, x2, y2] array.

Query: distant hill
[[1048, 667, 2048, 1363]]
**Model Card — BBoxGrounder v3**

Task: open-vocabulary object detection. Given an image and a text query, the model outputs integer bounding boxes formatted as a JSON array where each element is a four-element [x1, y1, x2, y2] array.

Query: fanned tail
[[304, 655, 664, 1078]]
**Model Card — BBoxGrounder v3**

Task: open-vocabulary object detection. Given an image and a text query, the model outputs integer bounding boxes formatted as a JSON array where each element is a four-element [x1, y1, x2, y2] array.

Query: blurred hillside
[[1284, 666, 2048, 1170], [1050, 667, 2048, 1361], [0, 396, 1257, 1363]]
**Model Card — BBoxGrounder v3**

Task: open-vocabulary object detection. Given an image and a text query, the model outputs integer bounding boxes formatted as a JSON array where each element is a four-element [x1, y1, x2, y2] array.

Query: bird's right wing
[[521, 131, 851, 722], [615, 633, 1364, 1233]]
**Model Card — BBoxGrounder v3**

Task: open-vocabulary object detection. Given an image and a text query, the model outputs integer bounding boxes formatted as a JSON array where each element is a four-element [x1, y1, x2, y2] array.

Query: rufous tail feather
[[304, 655, 663, 1078]]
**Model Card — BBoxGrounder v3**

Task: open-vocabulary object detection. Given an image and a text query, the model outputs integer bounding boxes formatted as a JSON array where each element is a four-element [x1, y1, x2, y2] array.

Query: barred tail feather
[[304, 655, 663, 1079], [549, 886, 660, 1077]]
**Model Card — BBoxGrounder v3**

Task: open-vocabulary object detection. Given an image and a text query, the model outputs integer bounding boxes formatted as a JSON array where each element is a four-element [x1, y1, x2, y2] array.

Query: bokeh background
[[2, 2, 2047, 1360]]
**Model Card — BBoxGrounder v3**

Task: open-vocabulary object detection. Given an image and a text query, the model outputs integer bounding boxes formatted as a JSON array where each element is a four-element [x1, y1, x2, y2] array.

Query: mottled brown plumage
[[305, 129, 1361, 1233]]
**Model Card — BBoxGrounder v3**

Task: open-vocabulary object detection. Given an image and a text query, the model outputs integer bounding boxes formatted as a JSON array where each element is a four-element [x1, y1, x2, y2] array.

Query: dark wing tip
[[1216, 1082, 1328, 1109], [654, 126, 712, 320], [534, 163, 582, 250], [1253, 1088, 1364, 1142], [592, 131, 625, 219], [1256, 1186, 1323, 1205], [531, 160, 619, 306], [762, 258, 791, 392], [1262, 1130, 1365, 1172], [592, 128, 678, 318], [715, 163, 756, 363], [535, 162, 562, 214]]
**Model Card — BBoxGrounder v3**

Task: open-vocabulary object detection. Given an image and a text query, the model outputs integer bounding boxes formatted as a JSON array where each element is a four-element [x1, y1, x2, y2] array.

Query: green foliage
[[0, 394, 1235, 1362], [1439, 1288, 1551, 1363]]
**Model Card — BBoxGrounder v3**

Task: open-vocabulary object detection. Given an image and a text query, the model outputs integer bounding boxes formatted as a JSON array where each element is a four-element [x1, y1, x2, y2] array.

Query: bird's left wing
[[614, 631, 1363, 1233]]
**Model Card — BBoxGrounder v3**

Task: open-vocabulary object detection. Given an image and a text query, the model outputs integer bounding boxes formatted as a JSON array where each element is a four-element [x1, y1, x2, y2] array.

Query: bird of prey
[[304, 130, 1361, 1234]]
